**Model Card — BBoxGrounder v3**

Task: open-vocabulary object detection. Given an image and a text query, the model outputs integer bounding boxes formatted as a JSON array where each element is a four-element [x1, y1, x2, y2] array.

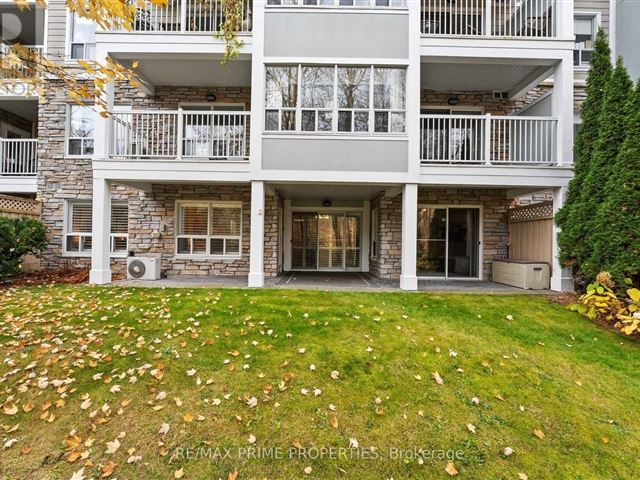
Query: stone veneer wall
[[420, 86, 552, 115], [369, 189, 510, 281], [127, 183, 281, 278], [369, 192, 402, 279], [37, 81, 254, 277]]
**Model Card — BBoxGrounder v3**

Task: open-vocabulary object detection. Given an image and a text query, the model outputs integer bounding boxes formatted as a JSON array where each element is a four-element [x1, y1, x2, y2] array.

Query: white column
[[557, 0, 574, 39], [93, 46, 114, 162], [552, 52, 574, 166], [400, 183, 418, 291], [283, 199, 292, 271], [249, 180, 265, 287], [550, 186, 572, 292], [89, 178, 112, 285]]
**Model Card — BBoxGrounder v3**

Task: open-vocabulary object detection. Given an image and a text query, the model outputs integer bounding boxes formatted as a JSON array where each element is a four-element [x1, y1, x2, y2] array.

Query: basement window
[[64, 201, 129, 256], [175, 201, 242, 257]]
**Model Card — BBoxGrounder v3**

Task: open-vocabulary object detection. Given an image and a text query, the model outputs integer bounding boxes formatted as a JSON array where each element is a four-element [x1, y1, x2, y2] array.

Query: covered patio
[[114, 272, 544, 293]]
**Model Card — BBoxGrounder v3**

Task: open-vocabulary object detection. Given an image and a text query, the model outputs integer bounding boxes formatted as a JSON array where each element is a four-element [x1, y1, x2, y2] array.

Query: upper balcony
[[420, 0, 557, 38], [96, 0, 253, 61]]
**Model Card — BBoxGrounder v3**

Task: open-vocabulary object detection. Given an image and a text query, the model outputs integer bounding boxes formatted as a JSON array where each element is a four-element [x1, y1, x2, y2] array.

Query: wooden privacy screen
[[508, 202, 553, 267], [0, 194, 41, 219]]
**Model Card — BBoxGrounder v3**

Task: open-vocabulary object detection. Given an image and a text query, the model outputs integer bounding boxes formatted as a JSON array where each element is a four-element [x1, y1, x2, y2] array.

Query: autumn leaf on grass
[[533, 428, 546, 439], [70, 467, 86, 480], [466, 423, 476, 434], [432, 372, 444, 385], [174, 468, 185, 479], [183, 412, 195, 423], [105, 438, 121, 454], [101, 461, 117, 478], [2, 403, 18, 415], [228, 470, 239, 480], [329, 415, 338, 428], [445, 462, 459, 476], [159, 423, 170, 436]]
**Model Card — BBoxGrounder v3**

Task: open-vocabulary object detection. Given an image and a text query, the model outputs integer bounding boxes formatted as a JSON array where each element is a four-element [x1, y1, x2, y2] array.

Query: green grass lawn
[[0, 286, 639, 480]]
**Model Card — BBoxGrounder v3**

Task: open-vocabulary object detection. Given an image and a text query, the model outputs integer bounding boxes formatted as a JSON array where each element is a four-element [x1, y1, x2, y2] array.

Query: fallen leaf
[[329, 415, 338, 428], [3, 403, 18, 415], [228, 470, 238, 480], [174, 467, 184, 479], [303, 466, 313, 475], [445, 462, 459, 476], [105, 438, 121, 454], [70, 467, 86, 480], [534, 428, 545, 439], [466, 423, 476, 434], [432, 372, 444, 385], [183, 413, 194, 423], [159, 423, 170, 436]]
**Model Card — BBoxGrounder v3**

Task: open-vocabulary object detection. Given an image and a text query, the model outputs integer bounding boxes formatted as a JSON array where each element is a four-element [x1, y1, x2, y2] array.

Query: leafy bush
[[0, 216, 48, 279], [570, 272, 640, 336]]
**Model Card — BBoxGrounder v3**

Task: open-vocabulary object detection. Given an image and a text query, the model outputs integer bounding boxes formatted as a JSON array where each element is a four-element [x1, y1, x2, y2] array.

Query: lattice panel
[[509, 201, 553, 223], [0, 194, 41, 218]]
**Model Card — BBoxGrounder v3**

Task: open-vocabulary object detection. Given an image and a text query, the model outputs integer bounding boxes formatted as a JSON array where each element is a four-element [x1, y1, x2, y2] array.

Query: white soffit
[[421, 62, 549, 92], [274, 183, 389, 202], [138, 59, 252, 87]]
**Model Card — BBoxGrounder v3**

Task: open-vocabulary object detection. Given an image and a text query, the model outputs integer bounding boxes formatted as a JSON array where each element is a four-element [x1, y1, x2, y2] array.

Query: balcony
[[110, 110, 250, 160], [128, 0, 252, 33], [420, 0, 557, 38], [420, 114, 557, 165], [1, 138, 37, 176]]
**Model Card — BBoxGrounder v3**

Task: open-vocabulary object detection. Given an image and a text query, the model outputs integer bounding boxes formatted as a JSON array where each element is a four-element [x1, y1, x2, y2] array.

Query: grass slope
[[0, 286, 638, 480]]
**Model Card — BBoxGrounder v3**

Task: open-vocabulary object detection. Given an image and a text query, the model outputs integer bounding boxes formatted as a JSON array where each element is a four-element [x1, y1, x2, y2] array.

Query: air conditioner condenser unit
[[127, 257, 161, 280]]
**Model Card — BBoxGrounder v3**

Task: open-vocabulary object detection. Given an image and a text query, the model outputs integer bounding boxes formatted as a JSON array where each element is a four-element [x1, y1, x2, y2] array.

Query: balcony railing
[[110, 110, 250, 160], [420, 0, 556, 37], [420, 114, 557, 165], [130, 0, 252, 33], [0, 138, 38, 175]]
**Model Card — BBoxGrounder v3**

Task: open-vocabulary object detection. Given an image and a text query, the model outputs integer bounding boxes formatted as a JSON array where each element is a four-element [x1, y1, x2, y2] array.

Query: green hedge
[[0, 216, 48, 279]]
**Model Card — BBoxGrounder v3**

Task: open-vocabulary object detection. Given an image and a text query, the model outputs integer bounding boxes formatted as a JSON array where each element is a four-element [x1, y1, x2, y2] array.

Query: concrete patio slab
[[114, 273, 550, 294]]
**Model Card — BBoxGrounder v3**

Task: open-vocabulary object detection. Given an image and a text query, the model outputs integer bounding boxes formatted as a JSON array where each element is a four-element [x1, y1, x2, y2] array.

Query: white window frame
[[63, 200, 129, 257], [66, 11, 96, 61], [370, 207, 379, 259], [264, 64, 408, 135], [175, 201, 243, 259], [66, 105, 95, 157], [574, 12, 600, 70]]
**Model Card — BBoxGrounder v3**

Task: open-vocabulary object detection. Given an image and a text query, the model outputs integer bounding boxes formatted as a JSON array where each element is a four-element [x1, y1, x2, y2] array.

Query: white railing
[[111, 110, 250, 160], [420, 0, 556, 37], [0, 138, 38, 175], [131, 0, 252, 32], [266, 0, 406, 6], [420, 114, 557, 165]]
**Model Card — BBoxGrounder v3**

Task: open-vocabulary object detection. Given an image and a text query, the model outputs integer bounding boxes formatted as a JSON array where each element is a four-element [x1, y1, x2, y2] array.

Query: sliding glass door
[[291, 212, 361, 271], [417, 207, 480, 279]]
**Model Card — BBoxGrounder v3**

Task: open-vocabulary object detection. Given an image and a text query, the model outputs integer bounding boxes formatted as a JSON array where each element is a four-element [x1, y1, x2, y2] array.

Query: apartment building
[[0, 0, 625, 291]]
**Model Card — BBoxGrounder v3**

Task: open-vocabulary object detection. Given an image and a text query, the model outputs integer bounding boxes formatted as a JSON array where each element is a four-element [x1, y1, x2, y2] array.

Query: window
[[370, 207, 379, 258], [176, 202, 242, 257], [70, 13, 96, 60], [337, 66, 370, 132], [67, 106, 95, 156], [265, 66, 298, 131], [65, 201, 128, 255], [373, 68, 406, 133], [574, 14, 598, 67], [265, 65, 406, 134], [301, 66, 334, 132]]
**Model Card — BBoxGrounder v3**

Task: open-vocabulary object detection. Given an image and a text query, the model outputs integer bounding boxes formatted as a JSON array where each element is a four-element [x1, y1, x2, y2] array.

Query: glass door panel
[[447, 208, 480, 278], [318, 214, 344, 270], [292, 213, 318, 269], [417, 207, 480, 279], [417, 208, 447, 276], [344, 214, 361, 269]]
